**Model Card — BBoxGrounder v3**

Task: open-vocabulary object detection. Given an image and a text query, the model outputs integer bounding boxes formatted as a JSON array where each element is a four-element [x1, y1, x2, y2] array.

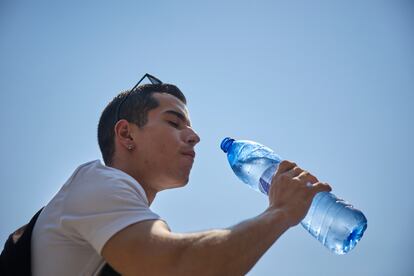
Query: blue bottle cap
[[220, 137, 235, 153]]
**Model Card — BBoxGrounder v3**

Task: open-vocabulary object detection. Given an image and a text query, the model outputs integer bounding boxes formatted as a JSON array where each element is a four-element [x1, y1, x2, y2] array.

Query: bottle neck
[[220, 137, 235, 153]]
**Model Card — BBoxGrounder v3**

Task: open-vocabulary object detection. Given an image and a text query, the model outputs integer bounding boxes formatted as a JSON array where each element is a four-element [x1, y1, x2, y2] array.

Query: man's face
[[130, 93, 200, 192]]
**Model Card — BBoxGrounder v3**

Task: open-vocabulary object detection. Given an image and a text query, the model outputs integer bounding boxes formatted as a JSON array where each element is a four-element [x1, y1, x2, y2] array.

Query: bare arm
[[102, 161, 331, 276], [102, 208, 289, 276]]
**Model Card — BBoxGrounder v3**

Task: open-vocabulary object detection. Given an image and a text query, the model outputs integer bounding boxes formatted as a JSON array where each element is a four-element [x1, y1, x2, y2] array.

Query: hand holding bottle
[[267, 160, 332, 228], [221, 137, 367, 254]]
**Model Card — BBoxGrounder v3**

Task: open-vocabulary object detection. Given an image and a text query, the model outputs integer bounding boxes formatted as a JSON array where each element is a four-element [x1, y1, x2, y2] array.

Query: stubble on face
[[130, 93, 196, 194]]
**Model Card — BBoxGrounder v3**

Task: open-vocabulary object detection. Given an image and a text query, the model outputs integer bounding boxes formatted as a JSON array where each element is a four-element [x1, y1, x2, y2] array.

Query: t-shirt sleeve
[[59, 174, 161, 255]]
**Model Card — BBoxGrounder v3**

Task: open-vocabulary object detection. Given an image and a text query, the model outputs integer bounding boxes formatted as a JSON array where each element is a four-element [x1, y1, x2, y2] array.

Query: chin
[[160, 176, 189, 191], [174, 177, 189, 188]]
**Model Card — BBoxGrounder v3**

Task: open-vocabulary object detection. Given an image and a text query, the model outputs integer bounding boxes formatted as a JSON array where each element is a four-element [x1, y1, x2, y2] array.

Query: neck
[[141, 186, 157, 205]]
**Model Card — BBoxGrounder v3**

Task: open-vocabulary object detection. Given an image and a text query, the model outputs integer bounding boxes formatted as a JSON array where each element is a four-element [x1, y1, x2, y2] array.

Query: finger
[[309, 182, 332, 194], [276, 160, 297, 175], [295, 171, 318, 184], [284, 166, 304, 178]]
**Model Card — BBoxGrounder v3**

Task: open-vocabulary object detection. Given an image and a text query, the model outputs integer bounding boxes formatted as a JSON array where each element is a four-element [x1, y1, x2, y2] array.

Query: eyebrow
[[164, 110, 191, 126]]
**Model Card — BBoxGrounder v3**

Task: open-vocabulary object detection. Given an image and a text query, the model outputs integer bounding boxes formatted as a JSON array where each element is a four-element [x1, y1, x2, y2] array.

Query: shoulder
[[40, 160, 161, 254]]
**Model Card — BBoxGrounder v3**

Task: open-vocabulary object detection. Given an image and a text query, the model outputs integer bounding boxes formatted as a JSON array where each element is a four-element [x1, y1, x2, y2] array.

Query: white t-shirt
[[32, 160, 161, 276]]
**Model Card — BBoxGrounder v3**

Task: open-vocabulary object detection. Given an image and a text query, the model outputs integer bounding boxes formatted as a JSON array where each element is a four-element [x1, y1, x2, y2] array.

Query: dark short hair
[[97, 83, 186, 165]]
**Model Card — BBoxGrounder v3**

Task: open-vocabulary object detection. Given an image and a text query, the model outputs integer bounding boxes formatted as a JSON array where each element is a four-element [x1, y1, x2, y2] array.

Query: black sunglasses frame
[[115, 73, 163, 122]]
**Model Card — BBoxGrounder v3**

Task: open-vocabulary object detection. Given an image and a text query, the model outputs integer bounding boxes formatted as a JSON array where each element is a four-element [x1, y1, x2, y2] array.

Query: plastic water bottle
[[220, 137, 367, 255]]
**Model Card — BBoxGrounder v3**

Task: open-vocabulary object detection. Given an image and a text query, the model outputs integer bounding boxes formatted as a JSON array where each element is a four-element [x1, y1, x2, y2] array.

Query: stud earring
[[127, 145, 133, 150]]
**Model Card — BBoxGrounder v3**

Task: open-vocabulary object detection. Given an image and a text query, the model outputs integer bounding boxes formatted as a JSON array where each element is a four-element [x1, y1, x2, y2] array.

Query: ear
[[114, 119, 136, 151]]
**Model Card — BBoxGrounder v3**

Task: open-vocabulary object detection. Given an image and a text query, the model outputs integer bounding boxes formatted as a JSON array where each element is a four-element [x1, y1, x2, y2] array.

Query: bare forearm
[[105, 160, 331, 276], [172, 209, 290, 276], [105, 209, 291, 275]]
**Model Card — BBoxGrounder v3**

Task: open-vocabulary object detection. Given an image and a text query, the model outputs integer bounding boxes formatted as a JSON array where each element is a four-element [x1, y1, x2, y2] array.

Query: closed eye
[[168, 121, 179, 128]]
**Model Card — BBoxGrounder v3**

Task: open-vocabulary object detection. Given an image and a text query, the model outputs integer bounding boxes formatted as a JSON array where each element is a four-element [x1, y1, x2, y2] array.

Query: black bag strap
[[0, 208, 44, 276], [99, 263, 121, 276], [1, 208, 121, 276]]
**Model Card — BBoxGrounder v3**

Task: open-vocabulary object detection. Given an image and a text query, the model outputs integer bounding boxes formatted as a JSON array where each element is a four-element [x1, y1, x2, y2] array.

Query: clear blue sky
[[1, 1, 413, 275]]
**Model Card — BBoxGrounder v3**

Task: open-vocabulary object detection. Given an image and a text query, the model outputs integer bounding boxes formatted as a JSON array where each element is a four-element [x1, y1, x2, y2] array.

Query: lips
[[182, 150, 196, 159]]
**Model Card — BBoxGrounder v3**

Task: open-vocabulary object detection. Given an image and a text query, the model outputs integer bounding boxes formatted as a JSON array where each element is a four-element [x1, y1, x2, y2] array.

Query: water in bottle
[[220, 137, 367, 255]]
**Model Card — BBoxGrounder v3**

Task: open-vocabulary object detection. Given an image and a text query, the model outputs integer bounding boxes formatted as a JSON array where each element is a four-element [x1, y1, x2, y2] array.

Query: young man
[[31, 75, 331, 276]]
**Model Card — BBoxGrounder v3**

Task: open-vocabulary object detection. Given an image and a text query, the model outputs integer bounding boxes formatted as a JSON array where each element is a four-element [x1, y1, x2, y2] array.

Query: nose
[[185, 128, 201, 146]]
